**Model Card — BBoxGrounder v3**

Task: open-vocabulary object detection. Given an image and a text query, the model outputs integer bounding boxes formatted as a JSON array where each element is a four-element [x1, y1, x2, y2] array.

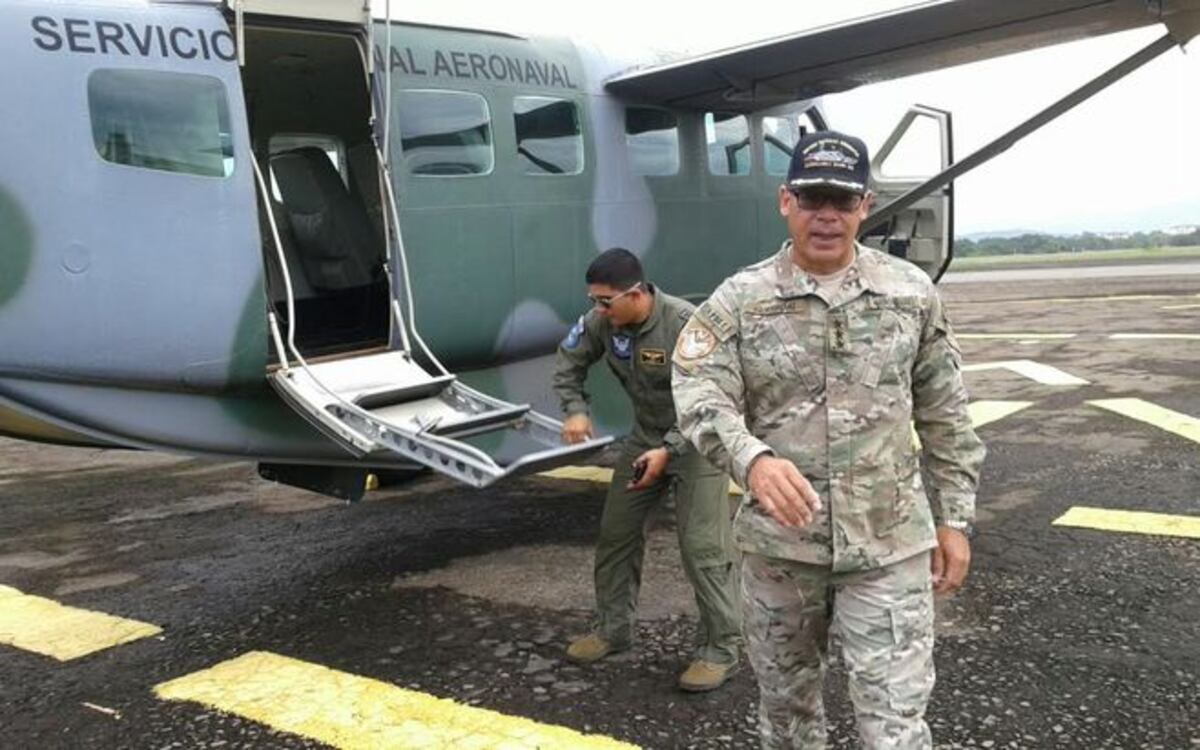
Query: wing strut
[[862, 32, 1179, 244]]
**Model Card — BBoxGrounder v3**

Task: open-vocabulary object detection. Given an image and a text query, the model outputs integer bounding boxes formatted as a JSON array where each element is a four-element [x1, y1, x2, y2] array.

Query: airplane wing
[[604, 0, 1200, 112]]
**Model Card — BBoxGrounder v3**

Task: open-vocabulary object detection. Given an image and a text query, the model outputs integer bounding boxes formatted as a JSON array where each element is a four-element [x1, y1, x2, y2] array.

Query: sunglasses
[[588, 283, 641, 309], [788, 188, 865, 213]]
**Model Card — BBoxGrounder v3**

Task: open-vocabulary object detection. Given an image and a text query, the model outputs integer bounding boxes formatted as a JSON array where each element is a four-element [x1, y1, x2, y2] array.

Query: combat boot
[[678, 659, 737, 692], [565, 633, 623, 664]]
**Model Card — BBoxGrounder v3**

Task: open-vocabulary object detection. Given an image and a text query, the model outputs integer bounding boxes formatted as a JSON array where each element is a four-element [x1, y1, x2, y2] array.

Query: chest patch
[[611, 334, 633, 360], [639, 348, 667, 366]]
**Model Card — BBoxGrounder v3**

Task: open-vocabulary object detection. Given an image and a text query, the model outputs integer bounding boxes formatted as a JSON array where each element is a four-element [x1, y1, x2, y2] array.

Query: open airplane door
[[237, 2, 613, 489], [860, 106, 954, 282], [222, 0, 371, 50]]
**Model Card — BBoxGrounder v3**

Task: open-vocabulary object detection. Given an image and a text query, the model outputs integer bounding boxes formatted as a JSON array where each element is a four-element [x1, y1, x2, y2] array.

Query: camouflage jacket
[[672, 243, 985, 571], [553, 285, 694, 456]]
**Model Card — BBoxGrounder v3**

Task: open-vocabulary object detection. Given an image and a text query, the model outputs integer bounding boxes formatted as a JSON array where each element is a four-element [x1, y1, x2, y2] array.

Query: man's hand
[[931, 525, 971, 595], [747, 455, 821, 528], [561, 414, 595, 444], [627, 448, 669, 490]]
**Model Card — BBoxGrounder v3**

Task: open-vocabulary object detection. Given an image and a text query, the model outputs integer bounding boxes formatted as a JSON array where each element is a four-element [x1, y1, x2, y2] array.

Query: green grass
[[949, 245, 1200, 271]]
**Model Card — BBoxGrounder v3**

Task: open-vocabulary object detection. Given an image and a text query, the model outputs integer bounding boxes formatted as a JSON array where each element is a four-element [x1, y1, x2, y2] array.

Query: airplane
[[1, 0, 1197, 500]]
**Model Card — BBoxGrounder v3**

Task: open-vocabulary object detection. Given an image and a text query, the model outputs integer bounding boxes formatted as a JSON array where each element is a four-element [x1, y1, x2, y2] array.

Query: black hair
[[585, 247, 644, 289]]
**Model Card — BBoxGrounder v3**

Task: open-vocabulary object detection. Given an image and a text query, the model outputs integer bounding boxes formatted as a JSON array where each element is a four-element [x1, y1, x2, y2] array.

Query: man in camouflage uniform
[[672, 131, 985, 747], [554, 247, 741, 692]]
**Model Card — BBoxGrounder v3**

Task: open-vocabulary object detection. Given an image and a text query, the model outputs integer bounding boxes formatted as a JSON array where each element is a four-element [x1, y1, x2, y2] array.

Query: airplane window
[[762, 116, 801, 176], [625, 108, 680, 177], [396, 90, 493, 177], [514, 96, 584, 176], [763, 108, 826, 176], [88, 69, 234, 178], [705, 113, 750, 176]]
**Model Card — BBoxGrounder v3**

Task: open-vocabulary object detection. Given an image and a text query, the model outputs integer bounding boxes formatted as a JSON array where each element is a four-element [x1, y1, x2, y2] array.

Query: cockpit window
[[625, 107, 680, 176], [514, 96, 584, 176], [396, 90, 494, 177], [88, 69, 234, 178], [762, 116, 801, 176], [762, 111, 823, 176], [705, 112, 750, 176]]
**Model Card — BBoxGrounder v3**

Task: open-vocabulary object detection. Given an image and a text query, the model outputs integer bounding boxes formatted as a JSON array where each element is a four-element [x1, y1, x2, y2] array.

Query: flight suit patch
[[611, 333, 633, 360], [640, 348, 667, 366]]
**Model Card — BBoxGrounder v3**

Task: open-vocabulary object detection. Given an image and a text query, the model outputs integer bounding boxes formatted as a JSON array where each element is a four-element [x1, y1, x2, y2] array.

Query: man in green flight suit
[[553, 247, 741, 692]]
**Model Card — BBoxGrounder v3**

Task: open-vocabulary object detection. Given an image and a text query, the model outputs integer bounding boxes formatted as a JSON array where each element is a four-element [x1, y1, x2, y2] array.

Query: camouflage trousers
[[593, 445, 741, 665], [742, 551, 935, 749]]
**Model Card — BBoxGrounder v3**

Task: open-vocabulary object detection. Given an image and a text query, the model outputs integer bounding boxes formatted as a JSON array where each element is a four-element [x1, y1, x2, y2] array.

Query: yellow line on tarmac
[[958, 333, 1076, 340], [1088, 399, 1200, 444], [1162, 303, 1200, 310], [0, 585, 161, 661], [999, 293, 1200, 305], [539, 465, 615, 483], [539, 466, 744, 495], [913, 400, 1032, 448], [1109, 333, 1200, 340], [155, 651, 639, 750], [1053, 507, 1200, 539], [968, 400, 1034, 429], [962, 360, 1089, 386]]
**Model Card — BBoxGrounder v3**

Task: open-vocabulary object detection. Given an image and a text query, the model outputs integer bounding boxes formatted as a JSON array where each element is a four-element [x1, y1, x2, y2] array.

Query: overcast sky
[[374, 0, 1199, 235]]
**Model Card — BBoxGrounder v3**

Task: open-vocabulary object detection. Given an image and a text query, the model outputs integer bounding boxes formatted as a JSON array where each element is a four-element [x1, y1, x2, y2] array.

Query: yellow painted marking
[[958, 333, 1076, 340], [1109, 333, 1200, 340], [539, 465, 614, 483], [1001, 293, 1200, 305], [156, 651, 639, 750], [1088, 399, 1200, 445], [539, 466, 744, 495], [962, 360, 1089, 386], [1053, 507, 1200, 539], [1162, 303, 1200, 310], [913, 400, 1032, 448], [0, 584, 161, 661], [968, 400, 1034, 428]]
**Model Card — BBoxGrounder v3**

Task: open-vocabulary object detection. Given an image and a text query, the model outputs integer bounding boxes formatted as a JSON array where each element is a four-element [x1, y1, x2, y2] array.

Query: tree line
[[955, 228, 1200, 256]]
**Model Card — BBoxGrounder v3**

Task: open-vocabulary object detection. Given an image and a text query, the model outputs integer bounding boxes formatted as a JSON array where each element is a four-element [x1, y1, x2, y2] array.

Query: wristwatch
[[942, 519, 976, 538]]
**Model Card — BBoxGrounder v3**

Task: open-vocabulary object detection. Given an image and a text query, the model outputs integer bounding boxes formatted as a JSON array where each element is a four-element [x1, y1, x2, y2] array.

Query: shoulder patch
[[693, 300, 736, 342], [674, 318, 719, 362], [562, 315, 585, 350]]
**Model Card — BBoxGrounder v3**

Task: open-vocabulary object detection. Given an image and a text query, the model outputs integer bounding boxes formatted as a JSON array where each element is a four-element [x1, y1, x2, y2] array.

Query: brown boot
[[566, 633, 621, 664], [678, 659, 737, 692]]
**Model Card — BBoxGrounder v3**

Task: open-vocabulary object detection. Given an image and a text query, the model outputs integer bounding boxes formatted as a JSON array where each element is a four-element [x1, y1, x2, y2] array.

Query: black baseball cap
[[787, 131, 870, 195]]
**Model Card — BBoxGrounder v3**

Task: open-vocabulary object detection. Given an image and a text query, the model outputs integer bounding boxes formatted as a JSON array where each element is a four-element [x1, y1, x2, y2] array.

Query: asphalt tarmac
[[1, 268, 1197, 749]]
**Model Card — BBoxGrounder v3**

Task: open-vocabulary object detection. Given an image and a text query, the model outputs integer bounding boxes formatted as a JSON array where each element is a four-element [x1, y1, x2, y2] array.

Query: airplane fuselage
[[0, 1, 811, 465]]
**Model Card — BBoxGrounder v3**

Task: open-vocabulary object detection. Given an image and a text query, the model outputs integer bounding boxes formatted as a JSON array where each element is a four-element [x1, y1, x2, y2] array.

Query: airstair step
[[353, 374, 455, 409]]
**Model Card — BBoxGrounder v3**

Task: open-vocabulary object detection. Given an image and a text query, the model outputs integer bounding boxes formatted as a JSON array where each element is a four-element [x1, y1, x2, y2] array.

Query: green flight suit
[[553, 284, 741, 665]]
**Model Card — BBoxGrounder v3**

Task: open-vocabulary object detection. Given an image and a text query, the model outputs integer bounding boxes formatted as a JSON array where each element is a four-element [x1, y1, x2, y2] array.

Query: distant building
[[1097, 231, 1131, 240], [1164, 224, 1199, 236]]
